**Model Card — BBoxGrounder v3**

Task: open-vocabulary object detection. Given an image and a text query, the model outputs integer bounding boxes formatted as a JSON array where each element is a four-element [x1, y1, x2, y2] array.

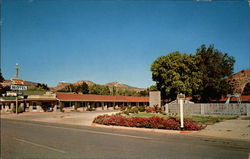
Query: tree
[[89, 84, 110, 95], [112, 86, 117, 96], [28, 83, 50, 91], [150, 45, 235, 102], [37, 83, 50, 91], [57, 84, 75, 92], [75, 82, 89, 94], [138, 90, 148, 97], [0, 72, 4, 82], [0, 73, 6, 96], [195, 44, 235, 102], [0, 85, 10, 96], [147, 85, 158, 92], [28, 85, 47, 91], [151, 51, 202, 100], [100, 86, 111, 95]]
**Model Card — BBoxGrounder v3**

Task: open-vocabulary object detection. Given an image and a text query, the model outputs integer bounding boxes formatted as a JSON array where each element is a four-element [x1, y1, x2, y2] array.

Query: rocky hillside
[[228, 69, 250, 94], [105, 82, 145, 92], [53, 82, 71, 91], [227, 69, 250, 94], [53, 80, 145, 92], [73, 80, 95, 86]]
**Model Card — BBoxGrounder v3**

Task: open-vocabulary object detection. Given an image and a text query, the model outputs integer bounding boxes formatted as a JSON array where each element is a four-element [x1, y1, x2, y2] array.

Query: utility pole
[[15, 63, 20, 115]]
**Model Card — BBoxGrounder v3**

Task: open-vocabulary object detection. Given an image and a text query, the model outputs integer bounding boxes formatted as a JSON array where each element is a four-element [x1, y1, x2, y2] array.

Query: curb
[[91, 123, 199, 134]]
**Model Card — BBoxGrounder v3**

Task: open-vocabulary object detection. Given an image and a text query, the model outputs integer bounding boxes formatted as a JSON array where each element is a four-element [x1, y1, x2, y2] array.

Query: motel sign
[[10, 85, 27, 91]]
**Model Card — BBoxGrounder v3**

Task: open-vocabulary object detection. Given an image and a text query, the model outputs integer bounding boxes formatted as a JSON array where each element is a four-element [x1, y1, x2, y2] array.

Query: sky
[[1, 0, 250, 88]]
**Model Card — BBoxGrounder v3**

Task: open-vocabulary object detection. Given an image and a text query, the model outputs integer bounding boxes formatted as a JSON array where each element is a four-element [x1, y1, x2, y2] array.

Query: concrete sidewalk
[[1, 111, 249, 141], [196, 118, 250, 141]]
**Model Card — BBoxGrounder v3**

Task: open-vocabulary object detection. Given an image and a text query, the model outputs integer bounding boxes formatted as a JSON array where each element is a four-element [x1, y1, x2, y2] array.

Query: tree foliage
[[0, 85, 10, 96], [28, 83, 50, 91], [75, 82, 89, 94], [0, 72, 4, 82], [147, 85, 157, 92], [0, 73, 7, 96], [58, 82, 89, 94], [111, 86, 148, 97], [151, 45, 235, 102], [195, 45, 234, 102], [242, 83, 250, 95], [89, 84, 110, 95], [37, 83, 50, 90], [151, 51, 202, 100]]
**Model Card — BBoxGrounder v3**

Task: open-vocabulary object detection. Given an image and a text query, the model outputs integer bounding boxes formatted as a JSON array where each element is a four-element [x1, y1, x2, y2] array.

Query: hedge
[[93, 115, 206, 131]]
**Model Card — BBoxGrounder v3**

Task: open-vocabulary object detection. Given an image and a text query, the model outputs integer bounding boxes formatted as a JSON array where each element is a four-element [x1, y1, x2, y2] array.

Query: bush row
[[12, 106, 25, 113], [120, 106, 165, 115], [93, 115, 206, 131]]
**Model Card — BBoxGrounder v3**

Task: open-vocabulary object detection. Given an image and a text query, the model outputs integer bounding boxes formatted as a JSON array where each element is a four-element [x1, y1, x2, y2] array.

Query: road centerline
[[14, 138, 66, 154]]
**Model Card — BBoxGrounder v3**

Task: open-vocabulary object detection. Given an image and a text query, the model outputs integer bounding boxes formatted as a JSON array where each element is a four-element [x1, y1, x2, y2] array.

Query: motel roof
[[56, 93, 149, 102]]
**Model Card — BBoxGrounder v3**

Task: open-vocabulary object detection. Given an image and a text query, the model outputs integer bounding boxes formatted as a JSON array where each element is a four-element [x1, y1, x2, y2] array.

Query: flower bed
[[93, 115, 206, 131]]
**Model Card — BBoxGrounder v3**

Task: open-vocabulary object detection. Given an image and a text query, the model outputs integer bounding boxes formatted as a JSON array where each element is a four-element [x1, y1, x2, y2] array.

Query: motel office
[[0, 92, 149, 112]]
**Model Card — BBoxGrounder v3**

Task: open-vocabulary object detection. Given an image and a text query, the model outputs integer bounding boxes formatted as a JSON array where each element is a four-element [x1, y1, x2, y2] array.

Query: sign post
[[16, 91, 18, 115], [177, 93, 185, 130], [10, 64, 27, 114]]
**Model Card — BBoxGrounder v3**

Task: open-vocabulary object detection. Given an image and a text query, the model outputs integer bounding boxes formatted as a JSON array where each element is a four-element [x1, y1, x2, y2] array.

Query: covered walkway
[[56, 93, 149, 111]]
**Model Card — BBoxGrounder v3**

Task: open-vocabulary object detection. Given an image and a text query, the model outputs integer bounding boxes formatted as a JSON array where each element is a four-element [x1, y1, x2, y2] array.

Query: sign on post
[[11, 78, 24, 85], [10, 85, 27, 91], [177, 93, 185, 130]]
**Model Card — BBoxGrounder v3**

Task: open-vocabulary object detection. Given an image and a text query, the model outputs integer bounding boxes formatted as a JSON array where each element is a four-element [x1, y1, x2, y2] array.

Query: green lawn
[[119, 112, 238, 125]]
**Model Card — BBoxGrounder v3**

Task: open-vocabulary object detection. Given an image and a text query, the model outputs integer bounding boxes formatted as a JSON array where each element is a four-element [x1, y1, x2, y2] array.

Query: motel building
[[0, 92, 149, 113]]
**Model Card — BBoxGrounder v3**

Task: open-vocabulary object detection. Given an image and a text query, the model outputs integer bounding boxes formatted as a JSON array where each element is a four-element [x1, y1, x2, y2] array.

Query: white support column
[[247, 104, 250, 117], [180, 99, 184, 129], [177, 93, 185, 130], [136, 102, 139, 107], [201, 104, 205, 115], [165, 103, 169, 114]]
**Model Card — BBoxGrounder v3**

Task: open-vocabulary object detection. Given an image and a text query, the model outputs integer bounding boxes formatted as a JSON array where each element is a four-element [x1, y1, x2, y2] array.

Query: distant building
[[0, 92, 149, 113]]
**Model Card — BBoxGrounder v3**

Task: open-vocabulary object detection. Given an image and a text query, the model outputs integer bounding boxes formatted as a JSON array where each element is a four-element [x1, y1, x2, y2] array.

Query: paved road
[[1, 119, 249, 159]]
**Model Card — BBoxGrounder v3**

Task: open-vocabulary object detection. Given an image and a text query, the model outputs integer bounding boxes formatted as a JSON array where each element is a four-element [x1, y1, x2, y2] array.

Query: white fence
[[166, 103, 250, 116]]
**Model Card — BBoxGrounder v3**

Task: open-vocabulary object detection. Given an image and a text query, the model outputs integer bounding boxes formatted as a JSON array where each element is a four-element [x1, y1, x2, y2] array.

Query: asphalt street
[[1, 119, 249, 159]]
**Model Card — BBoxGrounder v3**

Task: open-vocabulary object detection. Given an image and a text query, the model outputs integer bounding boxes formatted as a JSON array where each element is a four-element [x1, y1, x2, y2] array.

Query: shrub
[[145, 107, 156, 113], [123, 110, 130, 116], [60, 105, 64, 112], [93, 115, 206, 131], [121, 107, 126, 111], [131, 107, 139, 114], [121, 107, 139, 115], [12, 106, 25, 113], [86, 107, 96, 111], [93, 114, 111, 124], [138, 106, 146, 112]]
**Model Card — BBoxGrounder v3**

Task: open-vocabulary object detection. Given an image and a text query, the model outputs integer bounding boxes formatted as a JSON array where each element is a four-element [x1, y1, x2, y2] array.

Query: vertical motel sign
[[10, 78, 27, 91], [10, 85, 27, 91], [10, 78, 27, 115]]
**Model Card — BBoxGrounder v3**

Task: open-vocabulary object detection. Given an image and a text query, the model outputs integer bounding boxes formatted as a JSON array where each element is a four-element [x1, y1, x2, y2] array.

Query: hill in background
[[53, 80, 145, 92]]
